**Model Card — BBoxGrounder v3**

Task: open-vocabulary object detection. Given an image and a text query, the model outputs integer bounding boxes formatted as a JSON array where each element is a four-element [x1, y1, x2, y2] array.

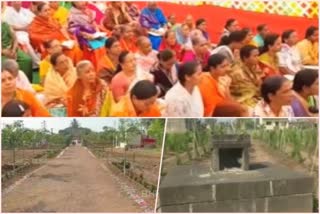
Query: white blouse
[[164, 82, 204, 117]]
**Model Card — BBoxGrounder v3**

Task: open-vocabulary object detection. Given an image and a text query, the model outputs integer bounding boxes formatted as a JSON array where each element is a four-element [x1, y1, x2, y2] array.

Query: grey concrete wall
[[166, 119, 187, 134], [160, 193, 313, 212], [159, 164, 314, 212]]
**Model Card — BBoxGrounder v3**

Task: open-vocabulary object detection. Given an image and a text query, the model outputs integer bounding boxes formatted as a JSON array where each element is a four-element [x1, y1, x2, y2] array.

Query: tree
[[139, 119, 153, 134], [2, 121, 26, 149], [117, 119, 130, 142], [101, 126, 117, 143], [148, 119, 165, 147]]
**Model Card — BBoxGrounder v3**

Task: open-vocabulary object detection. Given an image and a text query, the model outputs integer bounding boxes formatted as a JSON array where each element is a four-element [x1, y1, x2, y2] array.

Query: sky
[[1, 118, 128, 133]]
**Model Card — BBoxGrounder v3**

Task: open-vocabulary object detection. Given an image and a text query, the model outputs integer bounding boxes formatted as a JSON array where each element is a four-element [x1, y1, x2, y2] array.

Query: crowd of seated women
[[1, 2, 318, 117]]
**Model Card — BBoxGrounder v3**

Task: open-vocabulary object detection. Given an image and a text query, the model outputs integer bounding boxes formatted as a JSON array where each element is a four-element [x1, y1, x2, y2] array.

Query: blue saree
[[139, 7, 167, 50]]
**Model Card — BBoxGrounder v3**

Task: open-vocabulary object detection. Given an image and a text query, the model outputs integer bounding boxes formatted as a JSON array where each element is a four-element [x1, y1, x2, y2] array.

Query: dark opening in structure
[[219, 148, 242, 170]]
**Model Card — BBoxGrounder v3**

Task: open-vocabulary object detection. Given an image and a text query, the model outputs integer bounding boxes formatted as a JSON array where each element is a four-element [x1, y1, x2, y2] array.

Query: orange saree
[[110, 95, 161, 117], [82, 47, 106, 70], [28, 16, 83, 63], [67, 79, 107, 117], [198, 73, 225, 117], [97, 54, 117, 73], [97, 54, 118, 83], [15, 89, 51, 117], [119, 38, 138, 53]]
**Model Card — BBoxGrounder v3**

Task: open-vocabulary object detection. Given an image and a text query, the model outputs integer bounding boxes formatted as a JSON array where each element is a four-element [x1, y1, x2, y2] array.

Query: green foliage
[[165, 119, 317, 161], [165, 133, 192, 153], [147, 119, 165, 147], [82, 131, 104, 145], [81, 119, 165, 149], [252, 125, 317, 162], [2, 119, 166, 150], [58, 127, 91, 136], [2, 120, 70, 150], [100, 126, 117, 143]]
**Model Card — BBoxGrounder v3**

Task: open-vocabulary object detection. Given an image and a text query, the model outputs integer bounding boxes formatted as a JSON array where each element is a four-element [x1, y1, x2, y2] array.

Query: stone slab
[[159, 163, 313, 206], [159, 194, 313, 212], [212, 134, 251, 148]]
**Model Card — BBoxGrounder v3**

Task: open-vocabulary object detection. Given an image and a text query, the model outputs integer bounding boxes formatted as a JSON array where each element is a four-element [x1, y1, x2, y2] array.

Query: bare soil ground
[[105, 148, 161, 185], [2, 149, 47, 166]]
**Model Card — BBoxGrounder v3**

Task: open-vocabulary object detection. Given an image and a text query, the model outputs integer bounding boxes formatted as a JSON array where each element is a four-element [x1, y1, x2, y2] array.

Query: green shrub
[[165, 133, 192, 153]]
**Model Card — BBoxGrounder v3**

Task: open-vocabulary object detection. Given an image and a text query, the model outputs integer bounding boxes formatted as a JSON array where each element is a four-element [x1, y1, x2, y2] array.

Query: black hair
[[105, 37, 118, 49], [2, 100, 30, 117], [50, 52, 64, 66], [207, 53, 227, 69], [218, 36, 229, 47], [218, 30, 247, 46], [115, 51, 130, 73], [257, 24, 267, 32], [178, 61, 199, 85], [157, 49, 175, 62], [281, 29, 296, 43], [242, 27, 252, 36], [130, 80, 158, 100], [37, 2, 47, 12], [240, 45, 258, 61], [43, 40, 55, 49], [261, 76, 287, 103], [225, 18, 236, 29], [196, 18, 206, 27], [305, 26, 318, 39], [118, 51, 130, 64], [259, 33, 280, 54], [293, 69, 318, 92]]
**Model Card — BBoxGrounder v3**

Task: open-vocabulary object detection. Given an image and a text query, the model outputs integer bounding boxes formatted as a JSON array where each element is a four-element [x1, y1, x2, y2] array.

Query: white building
[[116, 142, 127, 149], [259, 118, 290, 130]]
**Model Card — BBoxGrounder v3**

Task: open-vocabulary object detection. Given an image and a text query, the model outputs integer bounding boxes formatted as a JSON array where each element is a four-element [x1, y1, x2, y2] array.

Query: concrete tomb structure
[[211, 134, 250, 171], [158, 134, 314, 212]]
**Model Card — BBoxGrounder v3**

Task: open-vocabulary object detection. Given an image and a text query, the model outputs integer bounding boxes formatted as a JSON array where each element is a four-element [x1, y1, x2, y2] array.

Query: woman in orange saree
[[119, 25, 138, 53], [110, 80, 161, 117], [97, 37, 122, 83], [2, 67, 50, 117], [28, 2, 82, 64], [67, 60, 108, 117], [258, 33, 282, 77]]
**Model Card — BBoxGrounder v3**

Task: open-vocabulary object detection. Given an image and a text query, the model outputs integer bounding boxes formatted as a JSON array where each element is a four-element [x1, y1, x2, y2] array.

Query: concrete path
[[2, 145, 142, 212]]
